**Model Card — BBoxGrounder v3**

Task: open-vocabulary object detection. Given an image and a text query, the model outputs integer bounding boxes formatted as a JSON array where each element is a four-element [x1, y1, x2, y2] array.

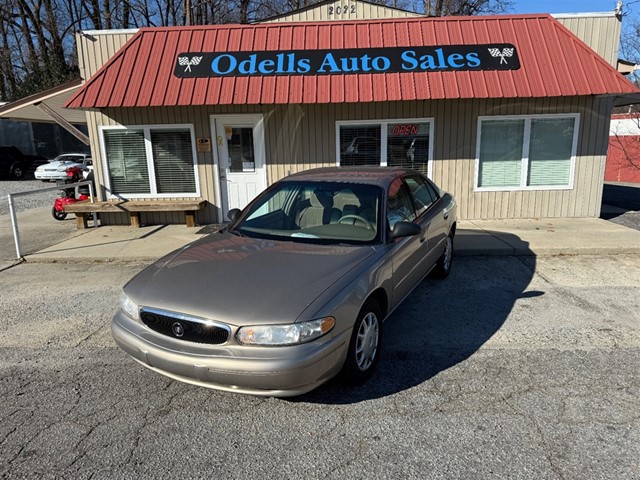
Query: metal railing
[[7, 180, 95, 259]]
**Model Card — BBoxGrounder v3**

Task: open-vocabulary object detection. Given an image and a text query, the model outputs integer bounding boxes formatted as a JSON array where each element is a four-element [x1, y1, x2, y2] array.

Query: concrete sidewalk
[[11, 216, 640, 265], [455, 217, 640, 256]]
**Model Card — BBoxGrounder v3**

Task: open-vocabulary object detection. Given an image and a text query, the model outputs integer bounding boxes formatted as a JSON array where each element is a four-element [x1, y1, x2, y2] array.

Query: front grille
[[140, 308, 230, 345]]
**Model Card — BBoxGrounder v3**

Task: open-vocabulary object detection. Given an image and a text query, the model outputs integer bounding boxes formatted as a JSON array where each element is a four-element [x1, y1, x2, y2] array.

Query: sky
[[509, 1, 640, 42], [509, 1, 623, 14]]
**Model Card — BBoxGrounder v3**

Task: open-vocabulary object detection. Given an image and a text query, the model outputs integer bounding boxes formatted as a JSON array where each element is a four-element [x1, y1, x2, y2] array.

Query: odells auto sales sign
[[174, 44, 519, 77]]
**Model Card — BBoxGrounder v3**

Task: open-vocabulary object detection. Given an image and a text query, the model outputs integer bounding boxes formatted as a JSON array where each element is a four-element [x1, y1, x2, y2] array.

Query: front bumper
[[111, 311, 351, 397], [35, 171, 67, 180]]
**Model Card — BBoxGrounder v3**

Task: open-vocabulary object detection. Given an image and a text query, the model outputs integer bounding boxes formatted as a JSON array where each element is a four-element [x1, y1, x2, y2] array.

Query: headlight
[[236, 317, 335, 346], [119, 291, 140, 320]]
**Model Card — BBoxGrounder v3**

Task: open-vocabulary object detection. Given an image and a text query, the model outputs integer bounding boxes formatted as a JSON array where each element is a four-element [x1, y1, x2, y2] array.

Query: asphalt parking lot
[[1, 255, 638, 479]]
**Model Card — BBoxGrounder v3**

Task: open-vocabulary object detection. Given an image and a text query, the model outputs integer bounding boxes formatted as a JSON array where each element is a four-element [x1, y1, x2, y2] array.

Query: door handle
[[443, 212, 449, 220]]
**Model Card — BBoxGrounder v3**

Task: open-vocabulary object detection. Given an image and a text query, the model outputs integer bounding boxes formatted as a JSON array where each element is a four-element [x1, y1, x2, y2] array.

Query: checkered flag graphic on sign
[[178, 56, 203, 72], [488, 48, 514, 65]]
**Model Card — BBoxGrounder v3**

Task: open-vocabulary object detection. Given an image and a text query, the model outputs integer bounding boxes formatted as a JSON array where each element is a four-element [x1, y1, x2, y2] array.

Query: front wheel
[[340, 299, 382, 384], [11, 164, 24, 180], [52, 207, 67, 221]]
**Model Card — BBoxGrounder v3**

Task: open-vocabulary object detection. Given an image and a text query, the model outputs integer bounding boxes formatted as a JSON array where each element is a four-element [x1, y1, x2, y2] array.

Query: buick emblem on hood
[[172, 322, 185, 337]]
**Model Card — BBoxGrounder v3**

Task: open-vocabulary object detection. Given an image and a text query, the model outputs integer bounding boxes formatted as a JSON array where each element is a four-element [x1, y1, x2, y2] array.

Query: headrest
[[310, 190, 334, 208]]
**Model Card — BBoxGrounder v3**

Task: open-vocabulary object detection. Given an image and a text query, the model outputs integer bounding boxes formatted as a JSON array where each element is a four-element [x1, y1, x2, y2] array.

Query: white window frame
[[99, 124, 201, 199], [474, 113, 580, 192], [335, 118, 435, 178]]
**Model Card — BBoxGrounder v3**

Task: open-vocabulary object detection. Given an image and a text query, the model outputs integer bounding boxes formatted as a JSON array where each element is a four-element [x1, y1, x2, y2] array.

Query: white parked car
[[34, 153, 93, 181]]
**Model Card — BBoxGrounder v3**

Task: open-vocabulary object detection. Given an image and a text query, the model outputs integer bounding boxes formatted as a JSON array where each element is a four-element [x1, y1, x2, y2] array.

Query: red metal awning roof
[[66, 14, 640, 108]]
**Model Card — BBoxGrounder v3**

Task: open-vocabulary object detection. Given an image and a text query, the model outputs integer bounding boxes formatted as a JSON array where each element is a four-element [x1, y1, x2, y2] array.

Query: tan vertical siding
[[85, 95, 611, 225], [555, 14, 621, 67], [75, 28, 137, 217], [76, 31, 137, 81]]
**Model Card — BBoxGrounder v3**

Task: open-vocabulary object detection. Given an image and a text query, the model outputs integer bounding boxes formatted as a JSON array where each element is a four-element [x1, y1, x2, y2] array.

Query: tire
[[11, 164, 24, 180], [52, 207, 67, 221], [432, 232, 454, 279], [340, 299, 382, 384]]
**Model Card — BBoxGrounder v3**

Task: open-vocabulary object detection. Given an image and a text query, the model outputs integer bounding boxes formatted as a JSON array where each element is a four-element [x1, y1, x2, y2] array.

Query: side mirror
[[227, 208, 241, 222], [389, 221, 421, 240]]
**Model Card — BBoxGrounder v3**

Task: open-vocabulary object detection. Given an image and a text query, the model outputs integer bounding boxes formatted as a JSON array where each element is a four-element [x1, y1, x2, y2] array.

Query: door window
[[226, 126, 255, 173], [387, 178, 416, 228], [405, 174, 437, 216]]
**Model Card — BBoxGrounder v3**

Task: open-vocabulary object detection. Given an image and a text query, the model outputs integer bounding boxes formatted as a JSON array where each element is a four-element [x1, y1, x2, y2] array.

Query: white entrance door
[[212, 114, 267, 217]]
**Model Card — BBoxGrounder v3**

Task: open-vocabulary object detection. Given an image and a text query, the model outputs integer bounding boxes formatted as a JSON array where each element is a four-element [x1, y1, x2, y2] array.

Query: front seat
[[297, 190, 341, 229]]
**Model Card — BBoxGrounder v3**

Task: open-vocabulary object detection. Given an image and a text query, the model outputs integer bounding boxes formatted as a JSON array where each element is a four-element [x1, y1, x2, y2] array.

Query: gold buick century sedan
[[112, 167, 457, 396]]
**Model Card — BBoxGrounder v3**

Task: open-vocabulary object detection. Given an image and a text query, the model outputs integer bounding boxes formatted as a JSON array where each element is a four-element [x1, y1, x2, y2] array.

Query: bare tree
[[0, 0, 513, 101], [424, 0, 511, 16]]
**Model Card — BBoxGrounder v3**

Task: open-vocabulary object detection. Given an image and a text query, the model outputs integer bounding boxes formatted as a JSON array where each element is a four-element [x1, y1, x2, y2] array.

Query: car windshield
[[52, 155, 82, 163], [232, 181, 382, 245]]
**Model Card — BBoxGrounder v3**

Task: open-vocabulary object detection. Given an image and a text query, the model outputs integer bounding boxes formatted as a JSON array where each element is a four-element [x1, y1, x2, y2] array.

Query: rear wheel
[[340, 299, 382, 384], [52, 207, 67, 221], [432, 232, 453, 279]]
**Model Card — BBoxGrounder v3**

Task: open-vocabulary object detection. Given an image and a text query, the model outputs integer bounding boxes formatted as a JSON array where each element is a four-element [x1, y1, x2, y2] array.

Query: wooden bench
[[63, 200, 206, 229]]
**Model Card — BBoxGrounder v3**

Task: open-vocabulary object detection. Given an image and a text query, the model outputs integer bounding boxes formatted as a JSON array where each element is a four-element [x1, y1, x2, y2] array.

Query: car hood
[[36, 160, 82, 170], [125, 231, 375, 326]]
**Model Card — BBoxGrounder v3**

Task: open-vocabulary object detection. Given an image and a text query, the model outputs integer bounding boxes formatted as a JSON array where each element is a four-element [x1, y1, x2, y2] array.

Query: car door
[[404, 174, 448, 269], [387, 177, 424, 306]]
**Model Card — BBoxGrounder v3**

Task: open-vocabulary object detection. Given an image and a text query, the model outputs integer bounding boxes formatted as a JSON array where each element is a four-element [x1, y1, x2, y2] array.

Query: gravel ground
[[0, 179, 60, 216], [606, 210, 640, 231]]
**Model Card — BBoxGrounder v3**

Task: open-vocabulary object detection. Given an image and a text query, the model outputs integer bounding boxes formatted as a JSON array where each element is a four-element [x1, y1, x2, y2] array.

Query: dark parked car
[[0, 146, 47, 179], [113, 167, 457, 396]]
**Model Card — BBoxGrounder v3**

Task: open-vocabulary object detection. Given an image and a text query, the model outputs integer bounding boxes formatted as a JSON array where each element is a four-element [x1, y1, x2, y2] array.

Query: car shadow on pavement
[[294, 234, 541, 404]]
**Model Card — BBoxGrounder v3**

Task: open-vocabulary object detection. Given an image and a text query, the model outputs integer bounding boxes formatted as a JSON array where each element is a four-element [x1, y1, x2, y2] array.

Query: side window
[[425, 179, 441, 200], [387, 178, 416, 228], [405, 175, 436, 216]]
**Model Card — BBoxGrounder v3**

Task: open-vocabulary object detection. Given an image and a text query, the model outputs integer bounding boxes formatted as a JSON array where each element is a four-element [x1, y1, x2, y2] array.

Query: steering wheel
[[338, 214, 374, 230]]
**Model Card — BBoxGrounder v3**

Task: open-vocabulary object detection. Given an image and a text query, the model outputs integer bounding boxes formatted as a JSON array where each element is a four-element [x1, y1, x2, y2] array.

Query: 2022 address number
[[328, 4, 357, 15]]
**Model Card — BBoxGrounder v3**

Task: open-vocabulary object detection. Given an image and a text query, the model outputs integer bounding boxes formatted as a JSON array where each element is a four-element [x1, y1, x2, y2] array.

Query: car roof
[[283, 167, 416, 188]]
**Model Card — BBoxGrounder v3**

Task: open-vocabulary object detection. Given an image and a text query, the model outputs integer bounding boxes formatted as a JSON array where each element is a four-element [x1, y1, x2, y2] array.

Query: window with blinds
[[527, 118, 574, 187], [387, 123, 430, 176], [339, 125, 381, 167], [337, 120, 433, 175], [477, 115, 577, 190], [103, 126, 197, 197], [478, 120, 524, 188], [150, 129, 196, 194], [104, 129, 150, 194]]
